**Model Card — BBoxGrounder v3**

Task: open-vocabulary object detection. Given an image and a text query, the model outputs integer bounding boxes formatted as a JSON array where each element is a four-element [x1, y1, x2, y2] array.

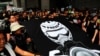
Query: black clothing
[[0, 42, 16, 56], [19, 16, 28, 22], [10, 34, 27, 50], [87, 21, 97, 38], [4, 21, 11, 33], [55, 41, 88, 55], [87, 21, 99, 49], [0, 48, 11, 56]]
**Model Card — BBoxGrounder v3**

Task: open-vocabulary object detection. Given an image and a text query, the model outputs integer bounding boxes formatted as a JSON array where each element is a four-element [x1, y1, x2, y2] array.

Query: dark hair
[[0, 30, 7, 42], [98, 16, 100, 19], [90, 15, 98, 20]]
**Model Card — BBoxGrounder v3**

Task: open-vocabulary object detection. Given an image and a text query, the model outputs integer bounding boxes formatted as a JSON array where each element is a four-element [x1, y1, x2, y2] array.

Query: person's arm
[[91, 29, 98, 43], [82, 22, 87, 32], [6, 33, 11, 41], [14, 45, 35, 56], [26, 37, 32, 44], [99, 30, 100, 45]]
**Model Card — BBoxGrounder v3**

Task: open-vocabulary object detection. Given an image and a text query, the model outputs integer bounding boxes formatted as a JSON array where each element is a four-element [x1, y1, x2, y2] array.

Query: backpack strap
[[5, 43, 16, 56]]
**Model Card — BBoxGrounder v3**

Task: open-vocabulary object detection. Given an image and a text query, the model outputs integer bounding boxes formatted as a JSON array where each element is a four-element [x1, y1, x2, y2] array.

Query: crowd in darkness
[[0, 7, 100, 55]]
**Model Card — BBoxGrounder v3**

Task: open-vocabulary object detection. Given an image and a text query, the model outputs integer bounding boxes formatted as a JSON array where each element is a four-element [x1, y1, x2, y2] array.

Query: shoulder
[[8, 41, 16, 50]]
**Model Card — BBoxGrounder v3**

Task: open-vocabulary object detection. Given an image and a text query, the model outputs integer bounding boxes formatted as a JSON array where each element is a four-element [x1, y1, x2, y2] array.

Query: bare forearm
[[93, 29, 98, 38], [21, 50, 35, 56], [15, 46, 35, 56]]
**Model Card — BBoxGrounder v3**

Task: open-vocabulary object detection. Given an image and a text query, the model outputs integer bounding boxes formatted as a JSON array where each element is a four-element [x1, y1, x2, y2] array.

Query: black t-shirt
[[4, 20, 11, 33], [0, 48, 11, 56], [22, 18, 91, 56], [87, 22, 97, 38], [0, 42, 16, 56], [10, 34, 27, 51]]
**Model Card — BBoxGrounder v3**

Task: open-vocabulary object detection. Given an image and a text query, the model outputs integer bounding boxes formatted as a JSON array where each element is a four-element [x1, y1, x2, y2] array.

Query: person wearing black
[[19, 12, 28, 22], [10, 22, 39, 55], [0, 30, 35, 56], [98, 18, 100, 45], [86, 15, 99, 49], [92, 16, 100, 45]]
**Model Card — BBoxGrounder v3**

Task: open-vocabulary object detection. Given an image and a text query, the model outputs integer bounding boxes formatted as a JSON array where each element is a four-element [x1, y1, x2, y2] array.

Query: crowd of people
[[0, 7, 100, 56]]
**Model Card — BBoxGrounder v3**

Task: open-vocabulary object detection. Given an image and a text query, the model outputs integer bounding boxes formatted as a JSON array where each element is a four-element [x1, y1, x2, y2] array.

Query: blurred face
[[32, 12, 35, 15], [16, 29, 22, 35], [0, 33, 6, 50], [74, 11, 79, 17], [15, 28, 23, 35], [23, 12, 27, 17], [93, 16, 98, 21], [9, 15, 17, 23]]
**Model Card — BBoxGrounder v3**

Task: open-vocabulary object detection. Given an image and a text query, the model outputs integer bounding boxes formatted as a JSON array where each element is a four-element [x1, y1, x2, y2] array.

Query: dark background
[[0, 0, 11, 2], [0, 0, 100, 11], [50, 0, 100, 9]]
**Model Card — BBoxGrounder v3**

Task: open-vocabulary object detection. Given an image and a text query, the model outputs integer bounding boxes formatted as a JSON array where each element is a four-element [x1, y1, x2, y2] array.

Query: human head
[[10, 22, 24, 35], [0, 30, 7, 51], [90, 15, 98, 22], [9, 15, 17, 23]]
